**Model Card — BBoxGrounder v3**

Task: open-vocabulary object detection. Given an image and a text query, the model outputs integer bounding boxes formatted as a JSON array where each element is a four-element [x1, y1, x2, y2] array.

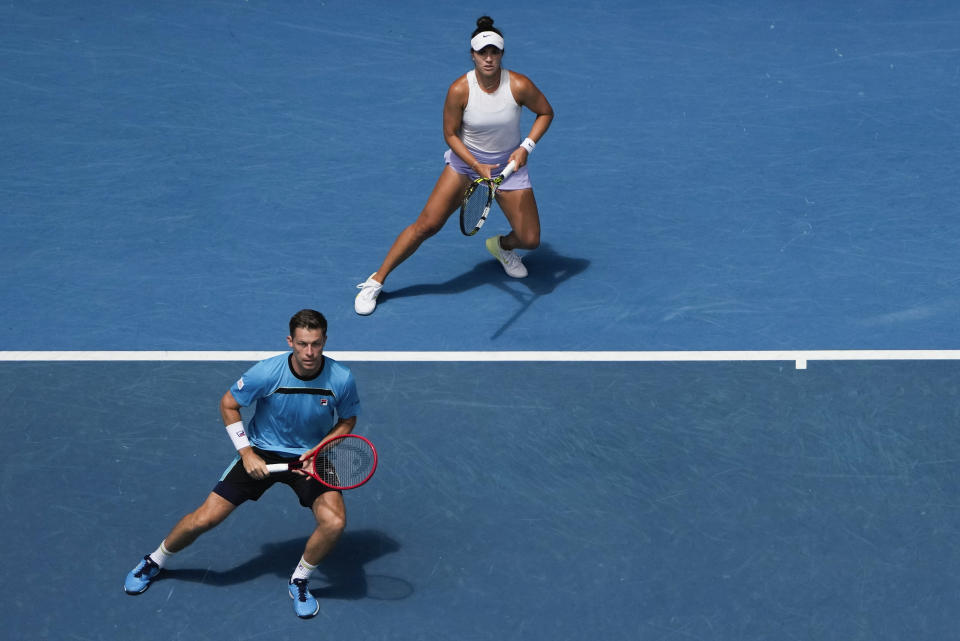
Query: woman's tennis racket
[[266, 434, 378, 490], [459, 160, 517, 236]]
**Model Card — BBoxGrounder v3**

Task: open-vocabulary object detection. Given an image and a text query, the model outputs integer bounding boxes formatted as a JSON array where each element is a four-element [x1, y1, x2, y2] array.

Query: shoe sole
[[123, 580, 154, 595], [354, 299, 376, 315]]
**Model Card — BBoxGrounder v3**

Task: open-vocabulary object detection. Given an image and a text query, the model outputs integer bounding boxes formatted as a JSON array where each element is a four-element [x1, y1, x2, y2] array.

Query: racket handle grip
[[266, 463, 292, 474], [500, 160, 517, 181]]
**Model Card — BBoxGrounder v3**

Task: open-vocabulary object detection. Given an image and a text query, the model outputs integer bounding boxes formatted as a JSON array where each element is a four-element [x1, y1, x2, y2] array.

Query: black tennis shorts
[[213, 447, 338, 508]]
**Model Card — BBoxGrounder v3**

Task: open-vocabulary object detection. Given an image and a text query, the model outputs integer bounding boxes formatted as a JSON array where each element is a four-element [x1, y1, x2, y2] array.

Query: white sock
[[291, 556, 317, 583], [148, 541, 175, 568]]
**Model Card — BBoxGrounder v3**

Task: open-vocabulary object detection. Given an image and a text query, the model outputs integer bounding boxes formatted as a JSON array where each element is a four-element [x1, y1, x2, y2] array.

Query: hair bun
[[476, 16, 494, 30]]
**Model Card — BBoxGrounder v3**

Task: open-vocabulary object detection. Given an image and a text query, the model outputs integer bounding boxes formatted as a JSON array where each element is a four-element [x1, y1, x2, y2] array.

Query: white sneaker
[[354, 274, 383, 315], [485, 236, 527, 278]]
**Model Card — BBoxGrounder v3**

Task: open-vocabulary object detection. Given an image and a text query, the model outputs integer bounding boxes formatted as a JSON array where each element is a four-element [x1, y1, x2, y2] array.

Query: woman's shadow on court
[[381, 242, 589, 338], [164, 529, 411, 601]]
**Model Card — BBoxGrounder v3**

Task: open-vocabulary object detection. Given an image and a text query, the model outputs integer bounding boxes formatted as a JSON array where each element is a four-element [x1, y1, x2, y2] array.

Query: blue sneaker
[[124, 555, 161, 595], [288, 579, 319, 619]]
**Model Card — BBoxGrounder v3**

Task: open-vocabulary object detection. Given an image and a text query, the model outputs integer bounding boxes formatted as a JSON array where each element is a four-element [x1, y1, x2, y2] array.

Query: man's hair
[[289, 309, 327, 337]]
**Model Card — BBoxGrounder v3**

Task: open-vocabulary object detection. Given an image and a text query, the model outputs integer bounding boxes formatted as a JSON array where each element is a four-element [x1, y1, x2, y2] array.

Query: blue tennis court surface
[[2, 360, 959, 639], [2, 1, 959, 639]]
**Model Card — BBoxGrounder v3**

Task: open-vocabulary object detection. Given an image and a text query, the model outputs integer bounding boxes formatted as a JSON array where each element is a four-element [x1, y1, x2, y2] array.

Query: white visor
[[471, 31, 504, 52]]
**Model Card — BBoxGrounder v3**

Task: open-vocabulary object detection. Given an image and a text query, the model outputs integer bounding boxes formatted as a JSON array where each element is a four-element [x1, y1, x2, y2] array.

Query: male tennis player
[[354, 15, 553, 315], [123, 309, 360, 620]]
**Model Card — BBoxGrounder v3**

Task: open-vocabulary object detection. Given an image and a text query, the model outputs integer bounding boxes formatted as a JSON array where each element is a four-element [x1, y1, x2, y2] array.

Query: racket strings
[[314, 440, 375, 487], [462, 182, 492, 230]]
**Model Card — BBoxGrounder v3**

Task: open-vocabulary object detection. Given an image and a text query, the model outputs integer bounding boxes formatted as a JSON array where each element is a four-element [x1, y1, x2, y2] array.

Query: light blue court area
[[2, 1, 959, 351], [2, 359, 958, 640]]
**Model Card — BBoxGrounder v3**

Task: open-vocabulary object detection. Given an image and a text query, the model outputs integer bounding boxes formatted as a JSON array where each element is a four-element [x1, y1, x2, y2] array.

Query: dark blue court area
[[2, 1, 960, 640], [2, 360, 959, 640]]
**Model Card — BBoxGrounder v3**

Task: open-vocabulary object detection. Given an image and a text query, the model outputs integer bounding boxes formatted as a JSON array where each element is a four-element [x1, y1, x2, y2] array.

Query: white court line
[[1, 350, 959, 369]]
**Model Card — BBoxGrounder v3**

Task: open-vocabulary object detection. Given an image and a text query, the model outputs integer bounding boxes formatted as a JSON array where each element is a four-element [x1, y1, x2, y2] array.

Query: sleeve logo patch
[[236, 377, 244, 390]]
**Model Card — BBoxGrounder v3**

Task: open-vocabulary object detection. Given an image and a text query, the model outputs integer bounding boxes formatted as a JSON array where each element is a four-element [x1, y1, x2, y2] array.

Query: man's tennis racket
[[459, 160, 517, 236], [266, 434, 378, 490]]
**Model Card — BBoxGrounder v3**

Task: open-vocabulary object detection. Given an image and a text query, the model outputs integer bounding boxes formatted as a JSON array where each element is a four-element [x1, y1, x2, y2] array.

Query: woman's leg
[[484, 188, 540, 278], [355, 167, 469, 314], [372, 167, 470, 284], [494, 188, 541, 251]]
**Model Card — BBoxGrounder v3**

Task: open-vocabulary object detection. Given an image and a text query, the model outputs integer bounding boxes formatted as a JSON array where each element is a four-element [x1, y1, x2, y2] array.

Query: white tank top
[[460, 69, 522, 154]]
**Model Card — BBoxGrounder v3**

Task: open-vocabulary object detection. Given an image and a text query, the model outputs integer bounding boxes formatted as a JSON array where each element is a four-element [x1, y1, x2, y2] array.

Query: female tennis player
[[355, 16, 554, 315]]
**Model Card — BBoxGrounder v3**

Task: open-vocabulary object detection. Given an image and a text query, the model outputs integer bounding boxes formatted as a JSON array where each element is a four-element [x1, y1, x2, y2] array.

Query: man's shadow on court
[[381, 242, 589, 338], [164, 529, 411, 601]]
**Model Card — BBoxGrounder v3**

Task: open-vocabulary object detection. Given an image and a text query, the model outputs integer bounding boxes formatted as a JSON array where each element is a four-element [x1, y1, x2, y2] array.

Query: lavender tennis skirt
[[444, 148, 532, 191]]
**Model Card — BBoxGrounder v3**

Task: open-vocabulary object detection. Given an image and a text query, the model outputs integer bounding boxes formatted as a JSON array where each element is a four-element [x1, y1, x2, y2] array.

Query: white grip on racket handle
[[500, 160, 517, 181], [266, 463, 291, 474]]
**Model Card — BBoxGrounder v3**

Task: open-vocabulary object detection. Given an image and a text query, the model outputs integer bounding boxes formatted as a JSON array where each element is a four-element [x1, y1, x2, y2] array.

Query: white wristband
[[226, 420, 250, 451], [520, 137, 536, 154]]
